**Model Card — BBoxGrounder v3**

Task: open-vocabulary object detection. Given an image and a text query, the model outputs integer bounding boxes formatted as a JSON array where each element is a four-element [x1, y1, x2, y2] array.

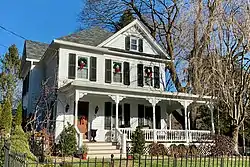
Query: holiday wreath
[[78, 57, 88, 69], [113, 62, 121, 73], [145, 68, 152, 78]]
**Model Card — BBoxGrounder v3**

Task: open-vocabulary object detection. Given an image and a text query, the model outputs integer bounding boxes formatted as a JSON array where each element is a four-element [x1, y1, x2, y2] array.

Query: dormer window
[[125, 36, 143, 52], [130, 37, 138, 51]]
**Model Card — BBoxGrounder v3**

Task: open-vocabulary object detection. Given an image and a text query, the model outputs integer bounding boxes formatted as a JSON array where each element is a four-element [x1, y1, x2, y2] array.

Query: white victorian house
[[21, 19, 214, 157]]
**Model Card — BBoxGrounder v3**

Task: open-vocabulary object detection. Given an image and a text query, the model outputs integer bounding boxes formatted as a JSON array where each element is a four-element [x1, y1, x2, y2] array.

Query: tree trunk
[[232, 125, 240, 155]]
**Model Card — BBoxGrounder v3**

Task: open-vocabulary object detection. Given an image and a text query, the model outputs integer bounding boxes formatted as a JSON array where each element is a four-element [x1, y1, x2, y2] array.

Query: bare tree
[[188, 1, 250, 153]]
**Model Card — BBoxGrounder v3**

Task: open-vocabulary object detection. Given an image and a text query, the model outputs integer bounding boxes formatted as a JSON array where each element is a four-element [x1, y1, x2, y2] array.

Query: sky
[[0, 0, 83, 56]]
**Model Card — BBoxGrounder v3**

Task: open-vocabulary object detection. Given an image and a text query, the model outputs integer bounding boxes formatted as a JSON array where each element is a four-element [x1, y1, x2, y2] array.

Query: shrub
[[209, 135, 235, 156], [13, 101, 22, 127], [60, 161, 73, 167], [168, 144, 177, 156], [59, 123, 77, 156], [10, 125, 36, 161], [0, 99, 12, 136], [148, 143, 167, 156], [189, 145, 198, 155], [131, 126, 145, 155], [177, 144, 188, 156]]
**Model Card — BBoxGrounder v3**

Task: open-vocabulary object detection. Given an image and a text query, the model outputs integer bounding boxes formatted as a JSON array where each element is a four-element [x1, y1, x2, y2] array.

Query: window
[[113, 61, 122, 83], [105, 102, 112, 130], [144, 67, 153, 86], [124, 103, 130, 127], [130, 37, 138, 51], [77, 56, 88, 79]]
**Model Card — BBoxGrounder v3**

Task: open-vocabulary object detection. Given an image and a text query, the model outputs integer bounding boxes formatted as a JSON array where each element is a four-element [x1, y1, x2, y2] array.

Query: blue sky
[[0, 0, 83, 56]]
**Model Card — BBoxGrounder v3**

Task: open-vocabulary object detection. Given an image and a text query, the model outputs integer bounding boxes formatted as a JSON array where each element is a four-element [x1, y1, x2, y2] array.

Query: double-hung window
[[130, 37, 138, 51], [113, 61, 122, 83], [77, 56, 89, 79]]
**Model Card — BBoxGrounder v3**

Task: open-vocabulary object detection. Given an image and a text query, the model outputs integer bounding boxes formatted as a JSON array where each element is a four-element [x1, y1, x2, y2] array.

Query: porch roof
[[59, 80, 212, 103]]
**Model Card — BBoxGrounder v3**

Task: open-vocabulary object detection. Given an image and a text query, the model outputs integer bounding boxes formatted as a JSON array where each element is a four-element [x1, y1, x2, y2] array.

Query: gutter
[[53, 39, 170, 63]]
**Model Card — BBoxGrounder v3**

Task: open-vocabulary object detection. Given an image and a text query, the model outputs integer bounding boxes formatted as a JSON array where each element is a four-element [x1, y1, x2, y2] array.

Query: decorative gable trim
[[98, 19, 170, 59]]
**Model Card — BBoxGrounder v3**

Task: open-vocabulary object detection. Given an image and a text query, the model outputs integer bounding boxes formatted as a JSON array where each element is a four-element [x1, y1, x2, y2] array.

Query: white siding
[[58, 47, 166, 91], [27, 62, 44, 115], [104, 27, 158, 55]]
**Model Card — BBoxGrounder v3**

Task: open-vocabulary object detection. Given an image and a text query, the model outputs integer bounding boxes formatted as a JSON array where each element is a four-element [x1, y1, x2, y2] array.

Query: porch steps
[[85, 142, 124, 158]]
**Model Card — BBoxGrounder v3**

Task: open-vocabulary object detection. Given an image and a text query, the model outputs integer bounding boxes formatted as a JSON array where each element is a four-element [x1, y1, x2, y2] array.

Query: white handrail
[[115, 128, 127, 154], [119, 128, 211, 142]]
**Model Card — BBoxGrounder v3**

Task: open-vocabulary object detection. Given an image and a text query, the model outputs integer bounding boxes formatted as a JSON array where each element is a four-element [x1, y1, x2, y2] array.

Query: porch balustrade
[[118, 128, 211, 143]]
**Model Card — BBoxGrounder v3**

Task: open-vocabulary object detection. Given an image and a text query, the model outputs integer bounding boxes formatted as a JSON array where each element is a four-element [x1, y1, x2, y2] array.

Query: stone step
[[87, 146, 118, 150], [88, 149, 121, 154], [84, 142, 113, 147], [87, 153, 126, 159]]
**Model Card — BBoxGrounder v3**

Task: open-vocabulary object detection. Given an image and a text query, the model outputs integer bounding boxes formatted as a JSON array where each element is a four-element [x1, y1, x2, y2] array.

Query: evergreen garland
[[78, 57, 88, 69], [113, 62, 121, 73]]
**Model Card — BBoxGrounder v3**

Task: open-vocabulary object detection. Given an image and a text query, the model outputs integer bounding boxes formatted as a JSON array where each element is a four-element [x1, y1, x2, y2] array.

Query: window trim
[[112, 60, 123, 84], [130, 36, 139, 51], [76, 55, 90, 80]]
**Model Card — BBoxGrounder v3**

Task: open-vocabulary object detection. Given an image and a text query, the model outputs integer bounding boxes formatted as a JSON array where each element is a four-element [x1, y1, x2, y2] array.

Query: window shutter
[[124, 103, 130, 127], [137, 64, 144, 87], [68, 53, 76, 79], [104, 102, 112, 130], [138, 104, 144, 127], [154, 66, 160, 88], [138, 39, 143, 52], [156, 106, 161, 129], [123, 62, 130, 85], [125, 36, 130, 51], [105, 59, 112, 83], [90, 57, 97, 81]]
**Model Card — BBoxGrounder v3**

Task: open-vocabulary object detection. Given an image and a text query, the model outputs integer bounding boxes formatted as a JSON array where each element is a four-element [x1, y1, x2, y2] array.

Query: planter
[[90, 129, 97, 142], [82, 153, 88, 160], [127, 155, 133, 159]]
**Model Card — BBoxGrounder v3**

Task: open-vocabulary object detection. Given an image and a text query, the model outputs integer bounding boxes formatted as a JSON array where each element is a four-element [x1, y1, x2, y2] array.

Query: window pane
[[113, 73, 122, 82], [77, 68, 88, 79], [131, 44, 137, 50], [131, 39, 137, 44]]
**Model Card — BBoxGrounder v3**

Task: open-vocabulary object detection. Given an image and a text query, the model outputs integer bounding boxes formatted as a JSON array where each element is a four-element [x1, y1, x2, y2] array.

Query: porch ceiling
[[59, 80, 211, 104]]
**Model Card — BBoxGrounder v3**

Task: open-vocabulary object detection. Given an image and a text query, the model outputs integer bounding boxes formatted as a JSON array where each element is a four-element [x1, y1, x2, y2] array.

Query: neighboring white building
[[20, 20, 213, 156]]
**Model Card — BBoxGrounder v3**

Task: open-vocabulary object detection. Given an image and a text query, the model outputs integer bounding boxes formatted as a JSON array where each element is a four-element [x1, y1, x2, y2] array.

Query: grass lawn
[[26, 156, 250, 167]]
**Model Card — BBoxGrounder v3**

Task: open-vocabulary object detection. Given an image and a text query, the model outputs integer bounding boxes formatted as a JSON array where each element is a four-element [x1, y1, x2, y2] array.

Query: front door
[[77, 101, 89, 139]]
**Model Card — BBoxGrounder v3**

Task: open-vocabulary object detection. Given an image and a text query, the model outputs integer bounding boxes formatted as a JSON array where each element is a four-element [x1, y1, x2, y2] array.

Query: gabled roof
[[57, 27, 113, 46], [98, 19, 169, 59], [24, 40, 49, 60]]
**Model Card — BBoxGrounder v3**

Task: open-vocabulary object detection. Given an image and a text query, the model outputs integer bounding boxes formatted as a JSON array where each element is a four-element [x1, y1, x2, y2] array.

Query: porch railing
[[118, 128, 211, 142]]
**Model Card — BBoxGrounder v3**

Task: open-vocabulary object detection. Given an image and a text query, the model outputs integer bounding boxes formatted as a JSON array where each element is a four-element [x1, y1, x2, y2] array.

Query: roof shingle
[[57, 27, 113, 46], [25, 40, 49, 60]]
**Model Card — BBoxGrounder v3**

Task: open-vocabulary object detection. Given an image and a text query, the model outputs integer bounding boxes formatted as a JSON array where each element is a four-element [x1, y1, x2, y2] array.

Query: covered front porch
[[57, 85, 214, 154]]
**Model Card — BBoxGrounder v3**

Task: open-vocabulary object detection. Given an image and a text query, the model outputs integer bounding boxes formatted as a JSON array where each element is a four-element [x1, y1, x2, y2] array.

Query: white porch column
[[184, 101, 188, 143], [109, 95, 125, 129], [75, 91, 87, 148], [152, 103, 156, 141], [147, 97, 161, 142], [208, 103, 215, 134], [169, 113, 172, 130], [75, 90, 79, 126], [180, 100, 190, 144]]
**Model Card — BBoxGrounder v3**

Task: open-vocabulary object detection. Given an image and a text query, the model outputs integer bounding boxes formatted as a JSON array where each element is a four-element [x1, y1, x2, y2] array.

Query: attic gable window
[[125, 36, 143, 52], [130, 37, 138, 51]]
